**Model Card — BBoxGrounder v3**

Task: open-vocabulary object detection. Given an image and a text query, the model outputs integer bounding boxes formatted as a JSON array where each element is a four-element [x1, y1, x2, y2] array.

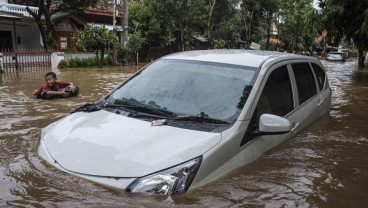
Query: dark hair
[[45, 72, 57, 79]]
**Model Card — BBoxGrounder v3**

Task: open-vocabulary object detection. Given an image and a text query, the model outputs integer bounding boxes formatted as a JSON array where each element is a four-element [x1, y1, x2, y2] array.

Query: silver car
[[37, 50, 331, 195], [326, 52, 346, 62]]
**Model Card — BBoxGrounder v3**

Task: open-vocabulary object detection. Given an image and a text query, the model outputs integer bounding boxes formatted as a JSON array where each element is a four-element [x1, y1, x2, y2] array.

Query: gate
[[1, 49, 53, 72]]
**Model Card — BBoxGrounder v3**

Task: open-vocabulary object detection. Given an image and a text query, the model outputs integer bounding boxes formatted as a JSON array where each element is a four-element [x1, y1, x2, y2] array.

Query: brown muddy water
[[0, 60, 368, 207]]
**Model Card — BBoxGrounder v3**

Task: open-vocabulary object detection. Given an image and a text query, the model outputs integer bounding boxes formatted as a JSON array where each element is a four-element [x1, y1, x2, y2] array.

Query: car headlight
[[126, 156, 202, 195]]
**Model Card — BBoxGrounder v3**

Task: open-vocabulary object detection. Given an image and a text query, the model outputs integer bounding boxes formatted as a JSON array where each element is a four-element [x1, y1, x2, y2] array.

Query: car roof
[[161, 49, 313, 68], [329, 52, 344, 54]]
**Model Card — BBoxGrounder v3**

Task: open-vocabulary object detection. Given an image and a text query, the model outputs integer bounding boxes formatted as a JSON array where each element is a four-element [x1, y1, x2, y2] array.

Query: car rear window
[[292, 63, 317, 105], [311, 63, 326, 91]]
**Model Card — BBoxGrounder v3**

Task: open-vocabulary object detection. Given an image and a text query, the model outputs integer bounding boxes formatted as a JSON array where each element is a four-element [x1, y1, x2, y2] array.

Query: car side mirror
[[240, 114, 292, 147], [259, 114, 291, 133]]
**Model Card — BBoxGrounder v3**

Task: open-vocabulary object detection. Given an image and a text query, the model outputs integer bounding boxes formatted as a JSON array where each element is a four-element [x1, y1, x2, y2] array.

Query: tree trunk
[[26, 2, 52, 50], [136, 52, 139, 65], [180, 24, 185, 51], [96, 51, 102, 68], [122, 0, 129, 47], [358, 47, 365, 67], [207, 0, 216, 49], [266, 13, 272, 50], [242, 10, 254, 49]]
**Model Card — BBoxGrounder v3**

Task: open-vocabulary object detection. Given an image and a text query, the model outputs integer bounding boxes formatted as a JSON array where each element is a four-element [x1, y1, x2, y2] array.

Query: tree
[[207, 0, 239, 48], [277, 0, 315, 52], [73, 25, 117, 68], [206, 0, 217, 47], [125, 31, 147, 65], [128, 0, 207, 53], [259, 0, 280, 50], [318, 0, 368, 66], [238, 0, 261, 48], [26, 0, 98, 50], [145, 0, 206, 51], [135, 0, 177, 51]]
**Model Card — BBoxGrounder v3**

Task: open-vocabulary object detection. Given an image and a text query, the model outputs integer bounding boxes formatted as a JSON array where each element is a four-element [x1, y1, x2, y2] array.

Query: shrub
[[57, 56, 113, 69], [104, 55, 112, 65], [58, 59, 69, 69]]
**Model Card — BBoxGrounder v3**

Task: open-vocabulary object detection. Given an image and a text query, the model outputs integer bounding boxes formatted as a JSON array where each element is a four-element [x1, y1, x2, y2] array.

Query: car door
[[242, 60, 325, 159], [310, 62, 332, 116], [287, 62, 321, 132], [241, 63, 298, 158]]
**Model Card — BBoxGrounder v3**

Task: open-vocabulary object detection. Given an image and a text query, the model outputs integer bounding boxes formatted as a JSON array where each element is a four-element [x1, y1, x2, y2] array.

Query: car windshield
[[106, 59, 258, 121]]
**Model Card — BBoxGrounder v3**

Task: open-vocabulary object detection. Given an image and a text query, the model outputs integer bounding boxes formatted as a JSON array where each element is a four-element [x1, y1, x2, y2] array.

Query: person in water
[[33, 72, 79, 99]]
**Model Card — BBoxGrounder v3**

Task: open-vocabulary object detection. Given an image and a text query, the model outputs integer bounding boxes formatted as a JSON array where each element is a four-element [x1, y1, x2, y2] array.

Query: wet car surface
[[1, 59, 368, 207], [36, 50, 331, 195]]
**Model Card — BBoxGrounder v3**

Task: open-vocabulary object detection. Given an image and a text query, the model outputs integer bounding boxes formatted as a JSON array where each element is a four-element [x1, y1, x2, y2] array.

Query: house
[[0, 0, 122, 51], [0, 0, 41, 50]]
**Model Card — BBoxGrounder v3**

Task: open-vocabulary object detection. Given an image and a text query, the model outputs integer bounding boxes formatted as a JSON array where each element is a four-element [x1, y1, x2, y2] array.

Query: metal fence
[[1, 49, 54, 72]]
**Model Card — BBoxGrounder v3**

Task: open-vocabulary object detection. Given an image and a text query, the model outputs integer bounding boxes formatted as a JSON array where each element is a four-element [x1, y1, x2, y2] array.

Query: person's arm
[[32, 87, 42, 96], [58, 81, 76, 93], [45, 90, 69, 97], [68, 82, 75, 93], [33, 85, 48, 97]]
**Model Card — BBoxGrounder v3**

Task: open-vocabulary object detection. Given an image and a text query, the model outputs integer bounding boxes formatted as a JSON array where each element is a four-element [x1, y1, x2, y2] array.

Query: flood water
[[1, 59, 368, 207]]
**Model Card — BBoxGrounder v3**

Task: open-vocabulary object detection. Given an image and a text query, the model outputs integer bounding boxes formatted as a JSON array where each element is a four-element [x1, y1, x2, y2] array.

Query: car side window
[[311, 63, 326, 91], [291, 63, 317, 104], [243, 65, 293, 144], [260, 65, 294, 117]]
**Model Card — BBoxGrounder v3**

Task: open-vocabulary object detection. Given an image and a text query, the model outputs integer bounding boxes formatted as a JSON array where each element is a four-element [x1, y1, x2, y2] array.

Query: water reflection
[[1, 61, 368, 207]]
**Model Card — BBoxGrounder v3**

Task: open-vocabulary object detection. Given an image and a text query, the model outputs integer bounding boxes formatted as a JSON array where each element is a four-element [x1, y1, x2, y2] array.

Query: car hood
[[41, 110, 221, 177]]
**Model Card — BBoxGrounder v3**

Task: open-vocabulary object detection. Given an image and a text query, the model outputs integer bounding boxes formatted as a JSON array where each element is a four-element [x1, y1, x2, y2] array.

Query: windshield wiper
[[71, 102, 102, 114], [102, 103, 175, 118], [172, 114, 229, 124]]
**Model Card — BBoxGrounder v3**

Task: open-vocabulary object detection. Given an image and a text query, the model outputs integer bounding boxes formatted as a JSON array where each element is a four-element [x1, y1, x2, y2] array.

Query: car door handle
[[317, 99, 323, 107], [291, 122, 299, 134]]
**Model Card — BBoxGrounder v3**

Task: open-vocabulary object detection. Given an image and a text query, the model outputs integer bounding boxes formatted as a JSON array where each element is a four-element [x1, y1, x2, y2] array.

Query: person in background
[[32, 72, 79, 99]]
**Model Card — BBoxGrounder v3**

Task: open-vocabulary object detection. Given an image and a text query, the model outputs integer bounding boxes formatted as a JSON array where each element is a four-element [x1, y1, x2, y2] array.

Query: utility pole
[[122, 0, 128, 47], [112, 0, 120, 65], [121, 0, 129, 66]]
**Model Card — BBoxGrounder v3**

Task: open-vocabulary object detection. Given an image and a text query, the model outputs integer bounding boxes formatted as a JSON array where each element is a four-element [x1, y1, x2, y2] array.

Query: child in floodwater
[[32, 72, 79, 99]]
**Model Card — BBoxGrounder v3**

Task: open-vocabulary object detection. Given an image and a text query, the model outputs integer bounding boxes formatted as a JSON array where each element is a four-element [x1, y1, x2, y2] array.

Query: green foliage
[[69, 57, 83, 67], [127, 31, 146, 54], [213, 39, 227, 49], [129, 0, 207, 51], [117, 45, 130, 61], [117, 31, 146, 64], [73, 25, 116, 52], [73, 25, 117, 67], [277, 0, 316, 53], [318, 0, 368, 66], [103, 55, 113, 65], [57, 59, 69, 69], [57, 56, 112, 69]]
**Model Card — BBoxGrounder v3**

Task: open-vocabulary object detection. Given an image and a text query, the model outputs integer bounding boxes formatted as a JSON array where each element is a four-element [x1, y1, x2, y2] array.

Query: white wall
[[16, 25, 43, 49], [0, 23, 42, 49]]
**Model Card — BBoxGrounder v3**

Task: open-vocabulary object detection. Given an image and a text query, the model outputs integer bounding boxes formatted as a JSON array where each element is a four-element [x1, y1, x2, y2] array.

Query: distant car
[[37, 50, 331, 195], [326, 52, 346, 61]]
